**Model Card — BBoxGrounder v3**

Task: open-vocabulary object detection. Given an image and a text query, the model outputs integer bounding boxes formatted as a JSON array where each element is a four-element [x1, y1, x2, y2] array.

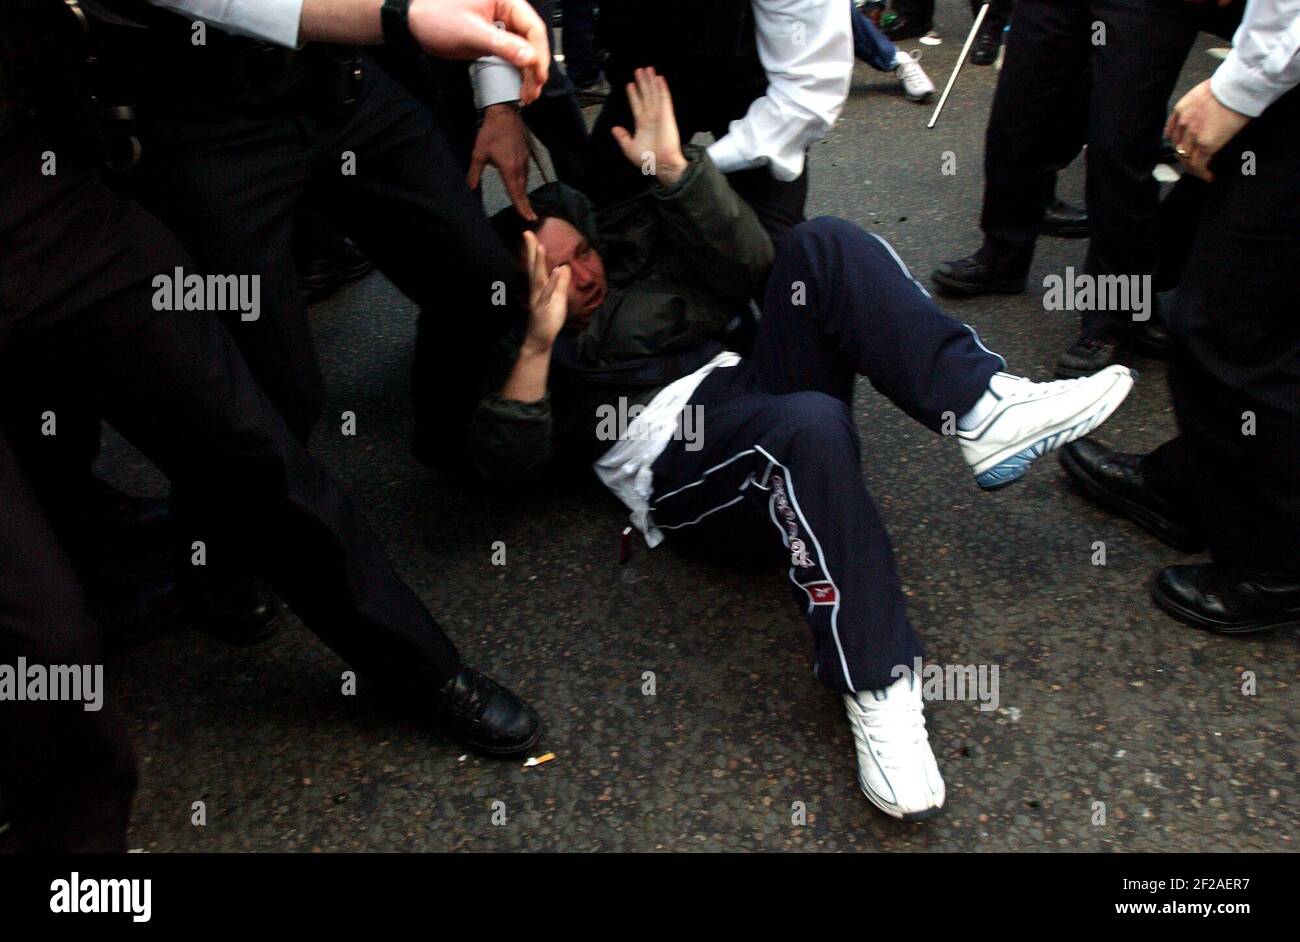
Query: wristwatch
[[380, 0, 420, 55]]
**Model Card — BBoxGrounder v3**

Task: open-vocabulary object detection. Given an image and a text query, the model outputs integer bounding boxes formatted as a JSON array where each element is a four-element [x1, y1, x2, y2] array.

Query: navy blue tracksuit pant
[[649, 218, 1003, 693]]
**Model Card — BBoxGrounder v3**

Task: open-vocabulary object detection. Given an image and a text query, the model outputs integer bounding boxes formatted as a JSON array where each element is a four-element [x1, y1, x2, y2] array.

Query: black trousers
[[978, 0, 1200, 339], [585, 65, 808, 238], [126, 56, 524, 457], [0, 117, 463, 851], [652, 218, 1002, 692], [1156, 88, 1300, 577]]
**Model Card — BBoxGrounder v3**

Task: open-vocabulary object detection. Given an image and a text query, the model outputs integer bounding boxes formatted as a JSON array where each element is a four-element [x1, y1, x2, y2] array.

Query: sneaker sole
[[1149, 581, 1300, 636], [971, 371, 1133, 490], [1058, 447, 1204, 552], [859, 780, 943, 821], [931, 270, 1026, 297]]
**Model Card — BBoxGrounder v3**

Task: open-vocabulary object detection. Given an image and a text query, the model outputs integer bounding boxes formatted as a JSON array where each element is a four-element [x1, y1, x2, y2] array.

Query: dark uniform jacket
[[468, 146, 773, 481]]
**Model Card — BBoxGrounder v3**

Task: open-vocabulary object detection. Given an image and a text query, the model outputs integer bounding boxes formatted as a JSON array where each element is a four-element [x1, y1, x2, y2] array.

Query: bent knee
[[778, 391, 858, 444], [777, 216, 889, 268]]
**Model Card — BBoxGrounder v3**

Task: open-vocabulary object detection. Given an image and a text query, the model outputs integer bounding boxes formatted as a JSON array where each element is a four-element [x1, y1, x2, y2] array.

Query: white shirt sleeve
[[470, 56, 525, 109], [706, 0, 852, 181], [148, 0, 304, 48], [1210, 0, 1300, 117]]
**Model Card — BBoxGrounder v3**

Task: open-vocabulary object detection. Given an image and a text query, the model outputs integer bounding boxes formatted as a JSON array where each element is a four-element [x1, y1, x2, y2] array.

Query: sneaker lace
[[898, 49, 925, 82], [998, 372, 1083, 401], [862, 692, 930, 766]]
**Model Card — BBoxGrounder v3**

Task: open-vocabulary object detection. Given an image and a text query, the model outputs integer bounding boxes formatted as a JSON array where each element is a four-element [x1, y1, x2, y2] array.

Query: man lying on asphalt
[[471, 68, 1135, 821]]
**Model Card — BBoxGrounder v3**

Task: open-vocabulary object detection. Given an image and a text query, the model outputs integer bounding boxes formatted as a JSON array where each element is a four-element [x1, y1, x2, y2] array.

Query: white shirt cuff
[[471, 57, 524, 109], [1211, 53, 1276, 118], [706, 135, 760, 175]]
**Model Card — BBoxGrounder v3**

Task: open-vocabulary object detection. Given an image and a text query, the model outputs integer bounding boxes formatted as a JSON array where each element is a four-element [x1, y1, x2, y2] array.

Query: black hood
[[490, 182, 602, 257]]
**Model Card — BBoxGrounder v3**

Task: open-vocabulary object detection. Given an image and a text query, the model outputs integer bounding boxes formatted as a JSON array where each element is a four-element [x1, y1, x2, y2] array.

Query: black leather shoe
[[881, 15, 932, 41], [1059, 439, 1204, 551], [300, 237, 374, 302], [1133, 318, 1168, 357], [188, 573, 283, 645], [90, 478, 174, 529], [1041, 198, 1089, 238], [1152, 565, 1300, 635], [434, 668, 542, 756], [1055, 335, 1125, 378], [970, 29, 1001, 65], [931, 254, 1027, 297]]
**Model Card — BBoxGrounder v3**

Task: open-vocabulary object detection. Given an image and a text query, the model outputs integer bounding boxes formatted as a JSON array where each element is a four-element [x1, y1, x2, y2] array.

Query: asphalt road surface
[[99, 11, 1296, 852]]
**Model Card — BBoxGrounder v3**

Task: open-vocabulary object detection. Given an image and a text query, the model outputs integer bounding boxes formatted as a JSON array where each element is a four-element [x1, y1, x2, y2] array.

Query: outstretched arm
[[149, 0, 550, 103], [611, 68, 774, 298]]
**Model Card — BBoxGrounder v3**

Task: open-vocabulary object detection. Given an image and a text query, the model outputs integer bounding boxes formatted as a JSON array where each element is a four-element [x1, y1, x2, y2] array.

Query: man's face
[[535, 217, 608, 326]]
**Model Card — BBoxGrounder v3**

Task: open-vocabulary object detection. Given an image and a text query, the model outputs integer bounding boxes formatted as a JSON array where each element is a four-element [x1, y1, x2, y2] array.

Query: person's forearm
[[298, 0, 383, 44], [500, 345, 553, 403], [652, 149, 688, 187], [1209, 0, 1300, 117]]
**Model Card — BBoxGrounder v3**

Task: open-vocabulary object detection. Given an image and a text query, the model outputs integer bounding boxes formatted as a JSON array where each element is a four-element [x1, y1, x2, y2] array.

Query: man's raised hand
[[523, 231, 570, 354], [611, 67, 688, 186]]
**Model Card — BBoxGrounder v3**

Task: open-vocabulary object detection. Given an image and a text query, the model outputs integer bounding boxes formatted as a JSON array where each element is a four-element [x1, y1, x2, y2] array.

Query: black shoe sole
[[1058, 447, 1205, 553], [458, 721, 543, 759], [198, 608, 283, 646], [1132, 330, 1168, 359], [187, 592, 285, 646], [883, 23, 934, 42], [1041, 223, 1089, 239], [930, 270, 1026, 298], [1054, 361, 1098, 379], [302, 260, 375, 301], [1149, 580, 1300, 635], [1054, 353, 1122, 379]]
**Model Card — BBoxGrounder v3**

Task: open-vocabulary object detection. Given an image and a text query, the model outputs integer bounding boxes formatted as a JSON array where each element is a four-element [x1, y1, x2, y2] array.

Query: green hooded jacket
[[468, 146, 774, 481]]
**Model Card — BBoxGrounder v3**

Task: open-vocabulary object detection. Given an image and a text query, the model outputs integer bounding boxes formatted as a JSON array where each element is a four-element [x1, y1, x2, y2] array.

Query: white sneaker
[[958, 366, 1134, 490], [843, 674, 945, 820], [893, 50, 935, 102]]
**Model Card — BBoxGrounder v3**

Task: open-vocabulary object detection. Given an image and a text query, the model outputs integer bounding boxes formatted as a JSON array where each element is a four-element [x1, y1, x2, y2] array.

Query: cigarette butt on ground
[[523, 752, 557, 768]]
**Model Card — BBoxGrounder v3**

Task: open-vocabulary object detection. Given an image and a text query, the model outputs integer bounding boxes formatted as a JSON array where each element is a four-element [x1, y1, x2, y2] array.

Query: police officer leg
[[1161, 87, 1300, 620], [317, 64, 527, 466], [1072, 0, 1199, 350], [0, 431, 137, 853], [130, 112, 322, 441]]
